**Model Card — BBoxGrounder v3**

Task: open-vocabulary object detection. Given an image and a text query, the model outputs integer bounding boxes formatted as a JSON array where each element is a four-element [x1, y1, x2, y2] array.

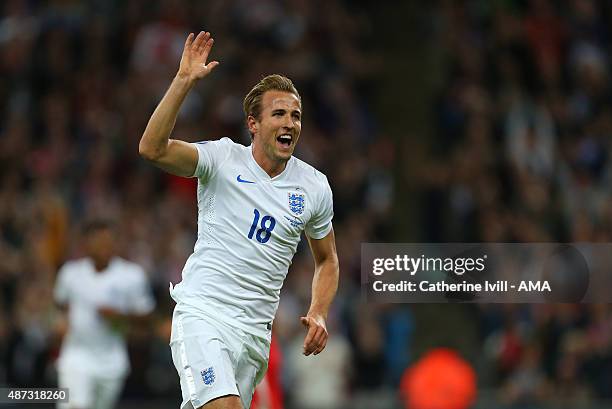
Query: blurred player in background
[[54, 220, 155, 409], [139, 30, 339, 409]]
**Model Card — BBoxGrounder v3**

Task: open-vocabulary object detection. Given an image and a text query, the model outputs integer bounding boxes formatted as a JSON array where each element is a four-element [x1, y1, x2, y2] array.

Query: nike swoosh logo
[[237, 175, 256, 184]]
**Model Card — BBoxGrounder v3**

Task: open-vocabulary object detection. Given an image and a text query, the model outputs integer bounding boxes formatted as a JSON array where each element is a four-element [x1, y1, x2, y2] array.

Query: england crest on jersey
[[201, 367, 215, 385], [288, 192, 305, 215]]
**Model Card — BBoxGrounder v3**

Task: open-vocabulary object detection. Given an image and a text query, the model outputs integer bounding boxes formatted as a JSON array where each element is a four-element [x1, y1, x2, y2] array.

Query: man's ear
[[247, 115, 258, 136]]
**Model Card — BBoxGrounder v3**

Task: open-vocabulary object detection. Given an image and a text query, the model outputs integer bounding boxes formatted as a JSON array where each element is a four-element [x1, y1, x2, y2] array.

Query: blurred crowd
[[420, 0, 612, 407], [1, 0, 611, 408]]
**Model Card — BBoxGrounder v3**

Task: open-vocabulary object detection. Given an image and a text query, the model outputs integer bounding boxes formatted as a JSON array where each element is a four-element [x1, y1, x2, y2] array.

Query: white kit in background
[[54, 257, 155, 409]]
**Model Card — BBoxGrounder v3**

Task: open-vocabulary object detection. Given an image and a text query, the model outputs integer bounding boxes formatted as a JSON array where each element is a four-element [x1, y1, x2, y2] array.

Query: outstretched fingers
[[201, 37, 214, 59], [202, 32, 211, 52], [192, 31, 209, 52], [184, 32, 194, 49], [180, 30, 219, 79], [197, 34, 209, 53], [207, 61, 220, 71]]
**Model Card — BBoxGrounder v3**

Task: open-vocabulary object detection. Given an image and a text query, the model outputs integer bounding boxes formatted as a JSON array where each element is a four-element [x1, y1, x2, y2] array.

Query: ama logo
[[201, 367, 215, 385]]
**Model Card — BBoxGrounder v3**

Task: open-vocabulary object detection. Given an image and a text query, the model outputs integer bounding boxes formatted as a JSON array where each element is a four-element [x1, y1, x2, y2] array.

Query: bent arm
[[139, 31, 219, 177], [138, 75, 199, 177], [301, 228, 339, 355], [306, 228, 339, 319]]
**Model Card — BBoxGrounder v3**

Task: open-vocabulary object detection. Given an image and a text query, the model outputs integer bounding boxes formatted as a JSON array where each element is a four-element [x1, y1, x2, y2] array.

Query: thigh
[[170, 312, 240, 409], [57, 370, 94, 409], [93, 376, 124, 409], [234, 338, 270, 409]]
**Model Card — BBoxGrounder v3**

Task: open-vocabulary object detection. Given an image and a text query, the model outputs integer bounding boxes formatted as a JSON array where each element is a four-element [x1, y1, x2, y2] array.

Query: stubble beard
[[265, 139, 291, 163]]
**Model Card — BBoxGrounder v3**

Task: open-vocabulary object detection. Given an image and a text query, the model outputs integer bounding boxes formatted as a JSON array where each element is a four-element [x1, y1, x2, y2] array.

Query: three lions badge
[[288, 192, 305, 215], [201, 367, 215, 385]]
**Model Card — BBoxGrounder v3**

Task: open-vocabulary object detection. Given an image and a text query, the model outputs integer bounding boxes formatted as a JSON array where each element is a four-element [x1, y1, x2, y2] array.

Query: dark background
[[1, 0, 611, 408]]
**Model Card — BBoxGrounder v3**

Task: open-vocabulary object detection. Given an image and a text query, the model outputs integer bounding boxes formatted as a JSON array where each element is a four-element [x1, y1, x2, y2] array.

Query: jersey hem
[[174, 303, 272, 342]]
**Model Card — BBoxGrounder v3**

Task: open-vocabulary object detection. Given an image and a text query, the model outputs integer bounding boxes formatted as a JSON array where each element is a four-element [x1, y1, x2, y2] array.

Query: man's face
[[86, 228, 115, 266], [249, 90, 302, 162]]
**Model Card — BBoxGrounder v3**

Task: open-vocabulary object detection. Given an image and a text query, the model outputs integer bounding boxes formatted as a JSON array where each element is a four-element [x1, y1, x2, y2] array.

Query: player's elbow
[[138, 138, 164, 162], [320, 253, 340, 276]]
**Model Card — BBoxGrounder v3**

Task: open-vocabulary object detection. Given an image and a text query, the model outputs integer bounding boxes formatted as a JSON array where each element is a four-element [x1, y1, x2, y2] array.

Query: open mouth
[[276, 134, 293, 148]]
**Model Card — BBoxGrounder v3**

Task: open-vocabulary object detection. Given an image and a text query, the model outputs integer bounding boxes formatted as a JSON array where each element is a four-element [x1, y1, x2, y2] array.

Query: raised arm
[[139, 31, 219, 177], [301, 228, 339, 356]]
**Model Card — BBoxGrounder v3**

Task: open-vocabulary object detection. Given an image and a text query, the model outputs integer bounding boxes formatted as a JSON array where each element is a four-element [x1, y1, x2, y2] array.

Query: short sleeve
[[127, 268, 155, 315], [305, 176, 334, 239], [191, 137, 233, 181], [54, 264, 72, 305]]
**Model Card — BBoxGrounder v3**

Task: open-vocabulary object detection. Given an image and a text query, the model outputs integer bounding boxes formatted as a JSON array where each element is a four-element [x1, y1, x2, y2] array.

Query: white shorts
[[57, 369, 124, 409], [170, 309, 270, 409]]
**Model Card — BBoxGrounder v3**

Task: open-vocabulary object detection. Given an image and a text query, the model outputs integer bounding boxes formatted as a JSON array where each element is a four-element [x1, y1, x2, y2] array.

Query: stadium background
[[1, 0, 612, 408]]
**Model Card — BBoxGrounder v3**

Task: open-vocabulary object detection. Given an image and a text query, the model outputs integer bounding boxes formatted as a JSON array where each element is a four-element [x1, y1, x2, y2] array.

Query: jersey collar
[[86, 256, 119, 274]]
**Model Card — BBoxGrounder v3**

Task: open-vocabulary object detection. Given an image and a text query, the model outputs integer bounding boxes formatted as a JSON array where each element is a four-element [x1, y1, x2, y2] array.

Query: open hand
[[300, 315, 328, 356], [177, 31, 219, 84]]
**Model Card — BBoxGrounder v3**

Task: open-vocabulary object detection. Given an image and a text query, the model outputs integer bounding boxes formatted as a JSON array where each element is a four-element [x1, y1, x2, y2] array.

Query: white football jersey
[[54, 257, 155, 378], [170, 137, 333, 340]]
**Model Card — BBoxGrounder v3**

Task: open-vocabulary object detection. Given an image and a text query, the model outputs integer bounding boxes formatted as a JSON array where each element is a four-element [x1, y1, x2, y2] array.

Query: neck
[[251, 144, 287, 178], [92, 258, 110, 272]]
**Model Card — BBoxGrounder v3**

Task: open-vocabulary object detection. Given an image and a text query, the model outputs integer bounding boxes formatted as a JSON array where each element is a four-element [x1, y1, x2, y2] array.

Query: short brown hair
[[243, 74, 301, 121]]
